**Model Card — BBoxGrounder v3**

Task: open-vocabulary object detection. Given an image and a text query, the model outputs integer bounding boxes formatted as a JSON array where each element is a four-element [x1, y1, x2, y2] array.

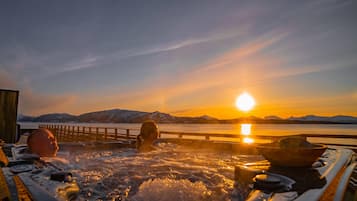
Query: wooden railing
[[40, 124, 357, 150], [40, 124, 138, 142], [160, 131, 357, 148]]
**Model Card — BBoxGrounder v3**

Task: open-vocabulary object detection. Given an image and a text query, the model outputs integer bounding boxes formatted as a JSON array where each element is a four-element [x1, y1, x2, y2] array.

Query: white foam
[[132, 178, 212, 201], [62, 143, 262, 200]]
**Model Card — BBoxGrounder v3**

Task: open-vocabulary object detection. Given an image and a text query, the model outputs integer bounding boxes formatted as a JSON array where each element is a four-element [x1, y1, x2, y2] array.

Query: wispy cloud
[[46, 30, 244, 75], [61, 56, 98, 72], [99, 29, 352, 112], [194, 32, 288, 73], [130, 31, 242, 57], [73, 33, 287, 112]]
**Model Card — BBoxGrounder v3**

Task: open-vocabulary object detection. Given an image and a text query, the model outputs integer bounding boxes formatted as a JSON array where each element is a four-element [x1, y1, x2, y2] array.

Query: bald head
[[27, 128, 59, 157]]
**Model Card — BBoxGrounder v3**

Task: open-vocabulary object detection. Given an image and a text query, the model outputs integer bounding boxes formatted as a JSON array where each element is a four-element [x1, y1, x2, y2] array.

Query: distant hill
[[288, 115, 357, 124], [18, 109, 357, 124], [18, 109, 220, 123], [18, 113, 77, 122]]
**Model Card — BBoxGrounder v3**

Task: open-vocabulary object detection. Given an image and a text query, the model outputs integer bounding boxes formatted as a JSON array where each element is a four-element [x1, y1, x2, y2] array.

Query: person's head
[[140, 120, 159, 143], [27, 128, 59, 157]]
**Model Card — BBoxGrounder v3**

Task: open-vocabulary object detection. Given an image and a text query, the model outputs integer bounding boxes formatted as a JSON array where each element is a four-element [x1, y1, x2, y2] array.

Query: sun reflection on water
[[243, 137, 254, 144], [241, 124, 251, 135], [241, 123, 254, 144]]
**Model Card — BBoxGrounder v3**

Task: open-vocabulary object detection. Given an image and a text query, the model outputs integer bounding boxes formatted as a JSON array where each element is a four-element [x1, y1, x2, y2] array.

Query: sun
[[235, 92, 255, 112]]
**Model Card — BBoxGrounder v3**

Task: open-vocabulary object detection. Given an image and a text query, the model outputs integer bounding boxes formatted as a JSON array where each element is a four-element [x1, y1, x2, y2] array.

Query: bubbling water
[[57, 143, 264, 201], [132, 178, 212, 201]]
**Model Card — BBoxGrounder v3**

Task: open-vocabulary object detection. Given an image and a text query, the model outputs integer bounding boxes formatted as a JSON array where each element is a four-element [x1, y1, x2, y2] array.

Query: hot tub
[[55, 141, 263, 201], [1, 140, 356, 201]]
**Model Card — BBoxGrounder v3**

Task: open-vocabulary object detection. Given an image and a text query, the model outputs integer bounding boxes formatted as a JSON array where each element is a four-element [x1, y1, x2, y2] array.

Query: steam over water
[[56, 143, 264, 201]]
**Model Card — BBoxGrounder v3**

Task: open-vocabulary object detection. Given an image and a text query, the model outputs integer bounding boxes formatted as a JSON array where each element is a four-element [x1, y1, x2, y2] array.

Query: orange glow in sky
[[4, 1, 356, 119]]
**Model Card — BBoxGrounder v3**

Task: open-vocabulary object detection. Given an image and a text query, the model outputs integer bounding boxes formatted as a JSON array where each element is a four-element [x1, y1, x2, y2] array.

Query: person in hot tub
[[27, 128, 59, 157], [136, 120, 159, 152]]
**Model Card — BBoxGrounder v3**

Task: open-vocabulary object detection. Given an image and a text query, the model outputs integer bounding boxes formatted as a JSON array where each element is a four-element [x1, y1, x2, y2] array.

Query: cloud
[[130, 31, 241, 57], [104, 29, 349, 111], [79, 33, 288, 111], [61, 56, 98, 72], [195, 32, 288, 72], [43, 30, 243, 76], [50, 28, 356, 116]]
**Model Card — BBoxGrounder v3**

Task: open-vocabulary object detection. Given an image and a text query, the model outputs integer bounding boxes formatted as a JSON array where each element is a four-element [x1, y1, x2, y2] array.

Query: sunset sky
[[1, 1, 356, 118]]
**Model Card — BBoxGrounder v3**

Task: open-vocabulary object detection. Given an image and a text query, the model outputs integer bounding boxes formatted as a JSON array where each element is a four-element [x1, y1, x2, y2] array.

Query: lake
[[19, 122, 357, 146], [18, 122, 357, 136]]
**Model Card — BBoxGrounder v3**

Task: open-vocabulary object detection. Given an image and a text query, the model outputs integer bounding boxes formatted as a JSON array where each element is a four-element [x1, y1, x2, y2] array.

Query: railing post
[[82, 127, 85, 141], [66, 125, 69, 141], [55, 125, 58, 139], [76, 126, 80, 142], [89, 127, 92, 141], [104, 128, 108, 140], [52, 125, 55, 138], [59, 125, 62, 141], [72, 126, 75, 140], [62, 125, 65, 141], [126, 129, 130, 139], [96, 128, 99, 141], [62, 125, 67, 141], [115, 128, 118, 140]]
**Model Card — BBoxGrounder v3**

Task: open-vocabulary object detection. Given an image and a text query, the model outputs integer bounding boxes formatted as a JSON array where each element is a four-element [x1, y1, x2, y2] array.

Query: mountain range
[[17, 109, 357, 124]]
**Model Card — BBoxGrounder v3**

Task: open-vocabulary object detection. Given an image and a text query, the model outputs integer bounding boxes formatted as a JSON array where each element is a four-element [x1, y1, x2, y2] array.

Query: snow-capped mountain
[[17, 110, 357, 124], [18, 109, 218, 123], [288, 115, 357, 123]]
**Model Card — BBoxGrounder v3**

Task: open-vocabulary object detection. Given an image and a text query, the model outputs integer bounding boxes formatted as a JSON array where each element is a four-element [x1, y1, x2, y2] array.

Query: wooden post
[[0, 89, 19, 143], [71, 126, 75, 141], [66, 125, 69, 141], [62, 125, 66, 141], [62, 125, 65, 141], [88, 127, 93, 141], [104, 128, 108, 140], [115, 128, 118, 140], [82, 127, 85, 141], [76, 126, 80, 142], [126, 129, 130, 139], [53, 125, 56, 138], [66, 126, 70, 141], [96, 127, 99, 141], [59, 125, 62, 141]]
